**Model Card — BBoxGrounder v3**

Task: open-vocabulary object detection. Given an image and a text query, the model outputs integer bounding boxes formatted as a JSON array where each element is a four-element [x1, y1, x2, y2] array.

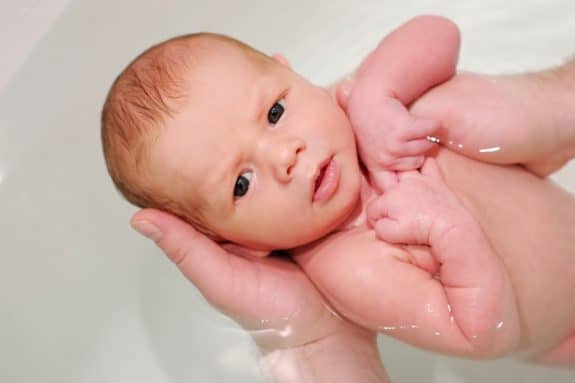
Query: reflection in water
[[379, 324, 419, 331]]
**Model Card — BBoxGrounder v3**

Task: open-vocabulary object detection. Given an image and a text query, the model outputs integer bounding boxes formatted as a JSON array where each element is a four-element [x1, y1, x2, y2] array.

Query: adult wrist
[[258, 326, 389, 383], [554, 57, 575, 91]]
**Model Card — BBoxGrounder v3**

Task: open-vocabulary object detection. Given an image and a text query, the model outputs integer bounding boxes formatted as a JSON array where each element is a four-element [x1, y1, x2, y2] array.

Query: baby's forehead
[[181, 50, 276, 112]]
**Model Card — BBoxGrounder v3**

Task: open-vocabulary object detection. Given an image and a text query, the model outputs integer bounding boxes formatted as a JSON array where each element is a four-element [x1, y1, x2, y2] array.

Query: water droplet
[[278, 324, 293, 337], [496, 321, 504, 329], [479, 146, 501, 153]]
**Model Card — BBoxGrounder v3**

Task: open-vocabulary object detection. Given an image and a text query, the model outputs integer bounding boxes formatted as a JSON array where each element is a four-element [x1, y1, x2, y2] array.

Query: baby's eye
[[234, 170, 253, 198], [267, 99, 285, 124]]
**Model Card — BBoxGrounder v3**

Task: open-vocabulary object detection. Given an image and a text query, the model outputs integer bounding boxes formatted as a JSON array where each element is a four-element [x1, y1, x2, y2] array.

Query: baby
[[101, 16, 575, 362]]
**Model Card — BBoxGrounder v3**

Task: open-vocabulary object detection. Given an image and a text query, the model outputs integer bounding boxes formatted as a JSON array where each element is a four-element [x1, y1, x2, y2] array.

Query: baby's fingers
[[420, 157, 444, 182], [370, 169, 398, 193], [393, 137, 436, 157], [402, 119, 440, 141], [374, 217, 430, 245], [366, 194, 390, 228], [388, 156, 425, 171], [373, 218, 413, 244]]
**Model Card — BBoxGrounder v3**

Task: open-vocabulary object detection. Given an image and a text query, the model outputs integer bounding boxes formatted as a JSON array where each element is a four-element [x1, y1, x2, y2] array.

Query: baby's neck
[[336, 173, 376, 232], [290, 174, 374, 256]]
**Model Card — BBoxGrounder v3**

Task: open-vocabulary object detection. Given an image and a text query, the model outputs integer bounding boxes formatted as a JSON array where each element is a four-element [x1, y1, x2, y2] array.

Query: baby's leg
[[410, 61, 575, 176]]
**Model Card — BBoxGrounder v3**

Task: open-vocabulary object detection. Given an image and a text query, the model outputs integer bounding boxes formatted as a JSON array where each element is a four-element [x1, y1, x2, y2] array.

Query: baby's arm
[[344, 15, 460, 189], [367, 158, 520, 356]]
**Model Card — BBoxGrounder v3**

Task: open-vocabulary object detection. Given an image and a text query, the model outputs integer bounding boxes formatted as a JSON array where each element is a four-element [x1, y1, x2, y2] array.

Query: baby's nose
[[265, 137, 305, 182]]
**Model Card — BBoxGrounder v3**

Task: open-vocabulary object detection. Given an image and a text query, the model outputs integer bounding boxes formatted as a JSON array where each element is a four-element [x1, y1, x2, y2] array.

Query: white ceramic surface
[[1, 0, 574, 382]]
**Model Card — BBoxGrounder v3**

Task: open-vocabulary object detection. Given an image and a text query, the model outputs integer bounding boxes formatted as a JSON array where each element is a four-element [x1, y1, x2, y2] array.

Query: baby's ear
[[271, 53, 291, 68], [221, 242, 271, 258]]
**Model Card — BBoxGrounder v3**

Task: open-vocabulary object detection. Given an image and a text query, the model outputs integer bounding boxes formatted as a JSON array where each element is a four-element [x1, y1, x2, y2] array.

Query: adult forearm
[[554, 56, 575, 89], [547, 57, 575, 155], [259, 327, 390, 383]]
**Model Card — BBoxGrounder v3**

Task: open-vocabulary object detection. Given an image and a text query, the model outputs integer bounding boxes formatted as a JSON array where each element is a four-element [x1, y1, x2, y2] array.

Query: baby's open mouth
[[313, 156, 339, 203]]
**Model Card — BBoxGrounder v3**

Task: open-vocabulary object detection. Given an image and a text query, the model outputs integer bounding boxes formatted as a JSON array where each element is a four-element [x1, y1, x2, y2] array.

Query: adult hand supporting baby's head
[[130, 208, 349, 351], [130, 209, 389, 382]]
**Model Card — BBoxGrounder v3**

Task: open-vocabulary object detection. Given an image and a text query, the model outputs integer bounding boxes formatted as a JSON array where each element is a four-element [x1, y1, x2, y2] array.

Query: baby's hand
[[346, 85, 439, 190], [365, 159, 520, 355], [367, 157, 471, 247]]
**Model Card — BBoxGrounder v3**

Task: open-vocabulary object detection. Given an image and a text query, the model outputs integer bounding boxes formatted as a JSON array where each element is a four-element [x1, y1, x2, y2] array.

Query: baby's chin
[[228, 174, 363, 252], [237, 222, 346, 254], [291, 199, 364, 249]]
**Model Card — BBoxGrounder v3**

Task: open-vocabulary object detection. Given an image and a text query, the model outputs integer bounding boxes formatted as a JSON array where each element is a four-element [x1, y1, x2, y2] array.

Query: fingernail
[[131, 220, 163, 242]]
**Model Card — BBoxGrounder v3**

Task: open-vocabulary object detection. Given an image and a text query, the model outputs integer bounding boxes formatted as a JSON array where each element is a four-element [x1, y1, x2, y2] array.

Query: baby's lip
[[311, 155, 338, 203]]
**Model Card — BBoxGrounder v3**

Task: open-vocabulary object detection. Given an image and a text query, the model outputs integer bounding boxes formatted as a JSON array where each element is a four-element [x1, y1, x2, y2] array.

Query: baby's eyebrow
[[211, 152, 238, 201], [248, 77, 269, 123]]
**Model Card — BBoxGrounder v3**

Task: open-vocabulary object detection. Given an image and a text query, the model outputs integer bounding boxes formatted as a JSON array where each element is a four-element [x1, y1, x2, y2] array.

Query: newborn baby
[[101, 16, 575, 362]]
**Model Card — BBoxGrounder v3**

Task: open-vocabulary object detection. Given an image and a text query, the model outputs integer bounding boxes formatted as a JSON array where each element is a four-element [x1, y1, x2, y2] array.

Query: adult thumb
[[130, 208, 235, 300]]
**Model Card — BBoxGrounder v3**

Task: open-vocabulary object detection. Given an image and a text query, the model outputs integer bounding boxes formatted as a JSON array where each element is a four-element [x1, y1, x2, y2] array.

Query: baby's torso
[[294, 148, 575, 357], [437, 149, 575, 355]]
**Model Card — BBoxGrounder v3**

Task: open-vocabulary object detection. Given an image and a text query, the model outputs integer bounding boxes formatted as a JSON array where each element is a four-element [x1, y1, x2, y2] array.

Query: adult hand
[[409, 71, 575, 176], [337, 66, 575, 177], [131, 208, 389, 383]]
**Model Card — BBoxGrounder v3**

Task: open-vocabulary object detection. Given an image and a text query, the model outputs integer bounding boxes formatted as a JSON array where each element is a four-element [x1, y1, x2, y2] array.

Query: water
[[1, 0, 575, 382]]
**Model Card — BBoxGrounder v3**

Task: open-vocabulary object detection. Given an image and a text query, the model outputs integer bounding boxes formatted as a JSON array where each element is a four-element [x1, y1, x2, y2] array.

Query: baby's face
[[151, 45, 362, 250]]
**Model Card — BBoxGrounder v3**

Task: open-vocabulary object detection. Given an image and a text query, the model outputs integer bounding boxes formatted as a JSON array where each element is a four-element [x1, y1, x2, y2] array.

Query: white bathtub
[[1, 0, 574, 382]]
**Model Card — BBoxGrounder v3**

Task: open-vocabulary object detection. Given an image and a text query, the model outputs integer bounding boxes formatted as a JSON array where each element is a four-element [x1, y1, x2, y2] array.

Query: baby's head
[[102, 33, 362, 254]]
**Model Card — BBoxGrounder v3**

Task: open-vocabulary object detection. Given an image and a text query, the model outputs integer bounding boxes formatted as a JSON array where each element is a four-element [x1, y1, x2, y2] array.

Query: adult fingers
[[130, 208, 242, 309]]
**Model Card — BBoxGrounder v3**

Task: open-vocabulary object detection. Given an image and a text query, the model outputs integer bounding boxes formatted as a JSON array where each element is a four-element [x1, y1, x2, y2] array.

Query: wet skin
[[293, 148, 575, 361]]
